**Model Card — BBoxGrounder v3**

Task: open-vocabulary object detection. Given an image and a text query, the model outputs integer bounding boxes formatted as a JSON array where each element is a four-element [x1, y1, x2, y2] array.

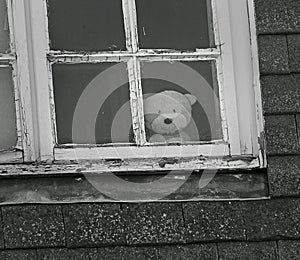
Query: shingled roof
[[0, 0, 299, 259]]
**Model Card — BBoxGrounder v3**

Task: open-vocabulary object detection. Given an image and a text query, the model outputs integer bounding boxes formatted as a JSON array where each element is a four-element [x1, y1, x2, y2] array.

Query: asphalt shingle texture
[[278, 240, 300, 260], [63, 203, 125, 247], [255, 0, 300, 34], [123, 203, 185, 245], [183, 201, 245, 242], [157, 244, 217, 260], [243, 199, 300, 240], [268, 156, 300, 196], [287, 34, 300, 72], [258, 35, 290, 74], [261, 74, 300, 114], [265, 115, 299, 155], [37, 248, 98, 260], [0, 250, 36, 260], [218, 241, 277, 260], [2, 205, 65, 249]]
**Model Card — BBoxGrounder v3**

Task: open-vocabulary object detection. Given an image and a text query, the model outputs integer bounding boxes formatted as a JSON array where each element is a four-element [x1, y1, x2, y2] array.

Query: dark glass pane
[[0, 67, 17, 149], [0, 0, 10, 53], [141, 61, 222, 143], [53, 63, 133, 144], [136, 0, 213, 50], [48, 0, 126, 51]]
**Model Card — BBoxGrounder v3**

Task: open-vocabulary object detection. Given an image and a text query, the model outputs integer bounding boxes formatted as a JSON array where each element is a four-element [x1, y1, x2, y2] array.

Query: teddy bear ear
[[185, 94, 197, 105]]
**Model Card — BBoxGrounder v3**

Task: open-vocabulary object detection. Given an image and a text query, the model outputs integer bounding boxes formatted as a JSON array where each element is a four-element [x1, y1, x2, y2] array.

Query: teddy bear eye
[[173, 109, 176, 113]]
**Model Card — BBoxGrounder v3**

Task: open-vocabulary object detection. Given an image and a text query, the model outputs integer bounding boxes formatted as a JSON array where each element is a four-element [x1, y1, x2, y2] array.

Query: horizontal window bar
[[0, 54, 15, 61], [55, 143, 230, 160], [48, 48, 220, 63]]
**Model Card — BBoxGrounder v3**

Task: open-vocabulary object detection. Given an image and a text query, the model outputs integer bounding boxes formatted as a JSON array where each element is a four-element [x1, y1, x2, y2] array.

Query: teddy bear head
[[144, 90, 197, 135]]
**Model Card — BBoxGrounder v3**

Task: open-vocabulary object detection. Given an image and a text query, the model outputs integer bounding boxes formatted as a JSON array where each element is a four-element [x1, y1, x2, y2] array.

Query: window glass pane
[[141, 61, 222, 143], [48, 0, 126, 51], [53, 63, 133, 144], [0, 67, 17, 150], [136, 0, 213, 50], [0, 0, 10, 53]]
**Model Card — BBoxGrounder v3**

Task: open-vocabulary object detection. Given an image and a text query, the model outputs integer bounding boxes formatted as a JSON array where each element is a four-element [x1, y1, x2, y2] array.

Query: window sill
[[0, 156, 268, 204], [0, 155, 263, 177]]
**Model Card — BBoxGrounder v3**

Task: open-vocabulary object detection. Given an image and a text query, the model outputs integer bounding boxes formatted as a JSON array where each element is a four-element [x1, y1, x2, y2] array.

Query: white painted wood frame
[[3, 0, 265, 169]]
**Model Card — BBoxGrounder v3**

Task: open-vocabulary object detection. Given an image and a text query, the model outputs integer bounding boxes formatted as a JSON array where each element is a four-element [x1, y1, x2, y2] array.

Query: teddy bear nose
[[164, 118, 173, 124]]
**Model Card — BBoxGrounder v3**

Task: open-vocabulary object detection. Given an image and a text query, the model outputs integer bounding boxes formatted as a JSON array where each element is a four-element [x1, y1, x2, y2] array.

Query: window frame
[[2, 0, 266, 171], [0, 0, 29, 163]]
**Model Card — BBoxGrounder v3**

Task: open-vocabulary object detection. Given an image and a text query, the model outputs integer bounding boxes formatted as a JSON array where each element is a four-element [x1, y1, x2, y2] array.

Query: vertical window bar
[[122, 0, 133, 51], [127, 57, 146, 146], [133, 57, 146, 145], [210, 0, 229, 144], [123, 0, 146, 145], [127, 0, 139, 52]]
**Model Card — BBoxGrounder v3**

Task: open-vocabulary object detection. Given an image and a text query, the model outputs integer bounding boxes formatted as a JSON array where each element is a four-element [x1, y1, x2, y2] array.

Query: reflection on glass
[[0, 67, 17, 149], [0, 0, 10, 53], [52, 63, 133, 144], [142, 61, 222, 143], [48, 0, 126, 51], [136, 0, 213, 50]]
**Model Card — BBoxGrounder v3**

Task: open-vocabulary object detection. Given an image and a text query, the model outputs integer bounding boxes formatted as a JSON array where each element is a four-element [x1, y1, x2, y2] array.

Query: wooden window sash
[[13, 0, 265, 168]]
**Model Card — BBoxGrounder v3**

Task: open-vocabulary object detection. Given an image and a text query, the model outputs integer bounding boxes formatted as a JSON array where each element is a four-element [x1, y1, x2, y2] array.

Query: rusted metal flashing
[[0, 170, 268, 204]]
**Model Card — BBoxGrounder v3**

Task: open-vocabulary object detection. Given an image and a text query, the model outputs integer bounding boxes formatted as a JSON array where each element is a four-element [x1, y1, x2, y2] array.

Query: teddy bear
[[144, 90, 197, 143]]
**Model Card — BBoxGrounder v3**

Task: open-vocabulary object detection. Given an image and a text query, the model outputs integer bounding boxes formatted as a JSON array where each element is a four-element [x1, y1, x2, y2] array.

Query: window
[[0, 0, 22, 163], [1, 0, 265, 171]]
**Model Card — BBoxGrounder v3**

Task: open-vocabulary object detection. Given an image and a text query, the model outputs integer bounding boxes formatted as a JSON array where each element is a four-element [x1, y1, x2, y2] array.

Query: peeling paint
[[0, 155, 262, 177]]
